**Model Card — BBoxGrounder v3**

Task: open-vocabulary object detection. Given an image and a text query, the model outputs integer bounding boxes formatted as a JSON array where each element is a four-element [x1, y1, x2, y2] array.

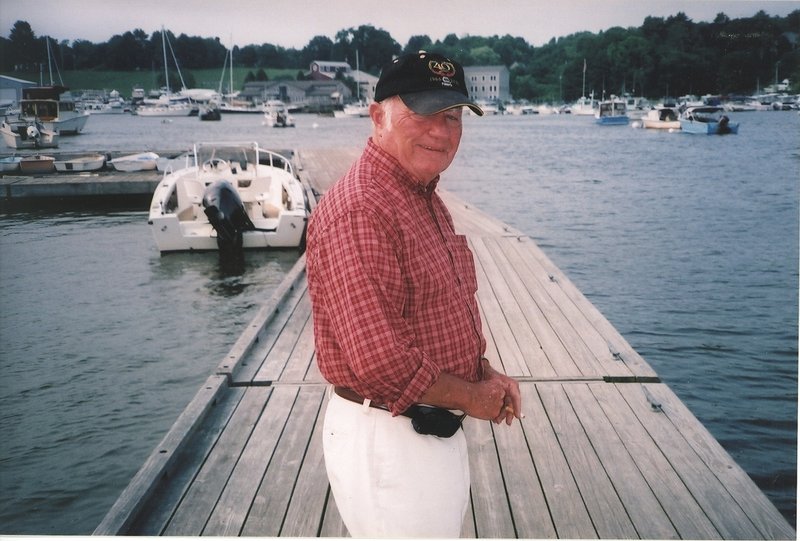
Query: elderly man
[[306, 51, 522, 538]]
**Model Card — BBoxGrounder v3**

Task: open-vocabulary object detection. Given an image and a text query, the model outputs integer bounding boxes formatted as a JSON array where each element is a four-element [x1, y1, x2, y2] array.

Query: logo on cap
[[428, 60, 456, 78]]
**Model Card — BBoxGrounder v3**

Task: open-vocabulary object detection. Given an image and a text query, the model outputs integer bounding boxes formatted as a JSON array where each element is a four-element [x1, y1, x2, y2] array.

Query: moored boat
[[19, 154, 56, 174], [262, 100, 295, 127], [0, 155, 22, 172], [595, 97, 628, 125], [147, 142, 307, 253], [110, 151, 160, 171], [680, 106, 739, 135], [641, 105, 681, 130], [19, 85, 90, 135], [0, 118, 59, 149], [54, 154, 107, 172]]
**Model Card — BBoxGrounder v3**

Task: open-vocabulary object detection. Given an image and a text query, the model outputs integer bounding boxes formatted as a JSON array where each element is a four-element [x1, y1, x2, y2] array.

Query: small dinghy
[[54, 154, 106, 172]]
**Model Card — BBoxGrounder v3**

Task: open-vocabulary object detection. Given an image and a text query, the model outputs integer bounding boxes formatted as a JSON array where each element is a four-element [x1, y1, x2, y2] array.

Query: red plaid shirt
[[306, 138, 485, 415]]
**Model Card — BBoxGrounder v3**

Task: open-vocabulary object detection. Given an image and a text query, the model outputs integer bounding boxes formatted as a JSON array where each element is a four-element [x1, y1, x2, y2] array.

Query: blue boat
[[595, 98, 629, 125], [679, 106, 739, 135]]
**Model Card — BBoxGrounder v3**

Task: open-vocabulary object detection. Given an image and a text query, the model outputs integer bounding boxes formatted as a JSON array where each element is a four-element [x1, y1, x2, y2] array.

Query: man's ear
[[369, 101, 384, 127]]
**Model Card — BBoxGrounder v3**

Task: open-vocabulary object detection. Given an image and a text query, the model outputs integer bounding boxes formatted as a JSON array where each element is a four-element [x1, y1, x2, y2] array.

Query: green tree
[[8, 20, 38, 69]]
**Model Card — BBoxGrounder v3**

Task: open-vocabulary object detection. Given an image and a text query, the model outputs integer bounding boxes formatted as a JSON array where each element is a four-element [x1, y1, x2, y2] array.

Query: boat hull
[[0, 156, 22, 172], [596, 115, 629, 125], [641, 119, 681, 130], [1, 120, 59, 149], [110, 152, 159, 171], [20, 155, 56, 174], [54, 154, 106, 172], [679, 119, 739, 135]]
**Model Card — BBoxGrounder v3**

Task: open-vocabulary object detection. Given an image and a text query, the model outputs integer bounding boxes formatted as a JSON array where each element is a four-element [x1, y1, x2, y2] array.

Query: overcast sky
[[1, 0, 797, 49]]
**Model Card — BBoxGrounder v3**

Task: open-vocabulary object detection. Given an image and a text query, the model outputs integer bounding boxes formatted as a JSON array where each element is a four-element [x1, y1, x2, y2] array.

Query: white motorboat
[[263, 100, 295, 127], [640, 105, 681, 130], [110, 151, 160, 171], [0, 118, 59, 149], [680, 106, 739, 135], [17, 85, 90, 135], [147, 142, 308, 253], [54, 154, 106, 172]]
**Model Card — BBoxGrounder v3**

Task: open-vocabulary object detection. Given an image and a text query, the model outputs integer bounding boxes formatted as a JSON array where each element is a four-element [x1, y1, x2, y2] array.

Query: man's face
[[372, 98, 463, 184]]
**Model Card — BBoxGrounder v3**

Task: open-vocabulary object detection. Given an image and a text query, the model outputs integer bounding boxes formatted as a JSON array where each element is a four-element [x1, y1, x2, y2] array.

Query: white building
[[464, 65, 511, 103]]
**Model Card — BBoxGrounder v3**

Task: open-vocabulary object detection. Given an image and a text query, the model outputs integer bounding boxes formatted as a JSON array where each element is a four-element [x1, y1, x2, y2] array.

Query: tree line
[[2, 9, 798, 102]]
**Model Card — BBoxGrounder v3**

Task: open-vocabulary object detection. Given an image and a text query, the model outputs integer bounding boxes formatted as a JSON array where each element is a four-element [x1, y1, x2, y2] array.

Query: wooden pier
[[94, 147, 795, 539]]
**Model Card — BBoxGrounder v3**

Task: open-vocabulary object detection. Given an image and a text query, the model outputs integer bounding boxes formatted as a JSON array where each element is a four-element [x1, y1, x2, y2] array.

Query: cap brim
[[400, 89, 484, 116]]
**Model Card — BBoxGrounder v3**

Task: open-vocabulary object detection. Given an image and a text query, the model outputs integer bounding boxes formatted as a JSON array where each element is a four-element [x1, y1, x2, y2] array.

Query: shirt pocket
[[449, 234, 478, 295]]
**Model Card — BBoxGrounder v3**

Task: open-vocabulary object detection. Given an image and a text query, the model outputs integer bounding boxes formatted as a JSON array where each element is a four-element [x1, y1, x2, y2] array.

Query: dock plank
[[162, 386, 275, 535], [236, 385, 322, 537], [537, 383, 639, 539], [562, 383, 680, 539]]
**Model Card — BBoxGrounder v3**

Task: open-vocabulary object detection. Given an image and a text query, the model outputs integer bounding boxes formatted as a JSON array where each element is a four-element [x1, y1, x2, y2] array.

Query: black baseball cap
[[374, 51, 483, 116]]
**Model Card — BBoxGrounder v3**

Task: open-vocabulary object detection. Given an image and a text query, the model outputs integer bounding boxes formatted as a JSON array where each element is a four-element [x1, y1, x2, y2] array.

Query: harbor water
[[0, 110, 797, 534]]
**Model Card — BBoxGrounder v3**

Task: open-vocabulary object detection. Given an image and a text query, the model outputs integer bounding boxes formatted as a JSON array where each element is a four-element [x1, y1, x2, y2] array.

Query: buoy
[[26, 125, 40, 138]]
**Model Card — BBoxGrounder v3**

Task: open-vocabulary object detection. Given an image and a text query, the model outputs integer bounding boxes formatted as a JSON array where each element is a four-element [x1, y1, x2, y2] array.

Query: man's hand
[[482, 357, 523, 425], [418, 359, 523, 425]]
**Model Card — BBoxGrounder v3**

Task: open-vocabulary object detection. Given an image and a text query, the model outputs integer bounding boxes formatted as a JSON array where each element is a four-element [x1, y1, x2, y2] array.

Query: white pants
[[323, 389, 471, 538]]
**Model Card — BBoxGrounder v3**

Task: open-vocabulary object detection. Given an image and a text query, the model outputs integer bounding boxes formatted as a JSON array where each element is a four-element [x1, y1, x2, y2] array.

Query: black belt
[[332, 386, 465, 438]]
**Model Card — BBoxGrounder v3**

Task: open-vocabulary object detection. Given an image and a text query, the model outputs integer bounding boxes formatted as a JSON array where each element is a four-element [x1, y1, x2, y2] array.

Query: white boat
[[136, 27, 196, 117], [219, 100, 262, 114], [595, 97, 629, 125], [157, 151, 194, 172], [640, 105, 681, 130], [571, 95, 597, 115], [263, 100, 295, 127], [110, 151, 160, 171], [19, 155, 56, 174], [54, 154, 106, 172], [680, 106, 739, 135], [571, 61, 596, 116], [0, 118, 59, 149], [147, 142, 307, 253], [136, 100, 194, 117], [0, 156, 22, 172], [19, 85, 90, 135]]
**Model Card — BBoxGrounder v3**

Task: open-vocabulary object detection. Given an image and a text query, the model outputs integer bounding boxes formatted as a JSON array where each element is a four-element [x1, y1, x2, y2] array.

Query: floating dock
[[93, 147, 794, 538]]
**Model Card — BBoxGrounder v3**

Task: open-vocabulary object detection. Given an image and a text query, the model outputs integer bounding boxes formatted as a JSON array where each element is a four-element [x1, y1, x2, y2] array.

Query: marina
[[0, 111, 796, 535], [89, 146, 793, 538]]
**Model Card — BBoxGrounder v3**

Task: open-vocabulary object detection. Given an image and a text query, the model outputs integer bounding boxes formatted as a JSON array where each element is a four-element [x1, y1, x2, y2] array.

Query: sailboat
[[339, 50, 370, 117], [571, 59, 597, 116], [137, 27, 195, 117]]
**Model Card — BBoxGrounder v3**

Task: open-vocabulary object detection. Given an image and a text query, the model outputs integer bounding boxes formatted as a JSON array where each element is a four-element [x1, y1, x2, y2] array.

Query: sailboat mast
[[46, 37, 54, 85], [161, 26, 170, 95]]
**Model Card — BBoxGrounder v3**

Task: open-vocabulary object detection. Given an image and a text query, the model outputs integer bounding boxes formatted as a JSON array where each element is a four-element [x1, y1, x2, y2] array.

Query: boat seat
[[256, 176, 283, 219]]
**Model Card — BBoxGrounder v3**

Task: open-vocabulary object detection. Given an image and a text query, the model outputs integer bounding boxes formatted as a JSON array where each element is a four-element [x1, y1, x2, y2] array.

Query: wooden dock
[[94, 147, 795, 539]]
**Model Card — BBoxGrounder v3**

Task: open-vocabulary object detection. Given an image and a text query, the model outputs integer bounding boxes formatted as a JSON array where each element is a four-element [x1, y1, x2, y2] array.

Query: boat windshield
[[195, 143, 258, 167]]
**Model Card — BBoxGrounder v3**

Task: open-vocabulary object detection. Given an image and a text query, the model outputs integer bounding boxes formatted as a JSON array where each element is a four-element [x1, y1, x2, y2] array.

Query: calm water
[[0, 111, 797, 533]]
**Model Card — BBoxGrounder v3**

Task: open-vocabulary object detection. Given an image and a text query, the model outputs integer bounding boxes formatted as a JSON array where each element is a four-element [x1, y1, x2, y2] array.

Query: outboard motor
[[202, 180, 255, 255], [718, 115, 731, 135]]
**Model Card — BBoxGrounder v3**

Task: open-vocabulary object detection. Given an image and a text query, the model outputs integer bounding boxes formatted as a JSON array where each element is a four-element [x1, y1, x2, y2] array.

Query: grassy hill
[[2, 67, 302, 97]]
